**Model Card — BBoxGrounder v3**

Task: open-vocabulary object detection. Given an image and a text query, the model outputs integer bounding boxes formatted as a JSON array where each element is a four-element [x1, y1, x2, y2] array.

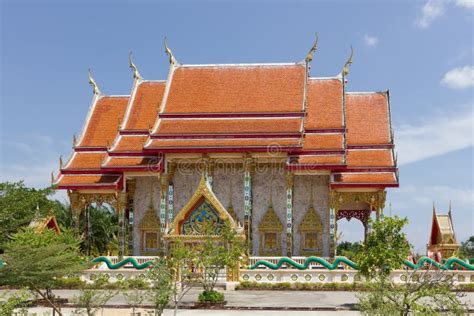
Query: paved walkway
[[3, 289, 473, 315]]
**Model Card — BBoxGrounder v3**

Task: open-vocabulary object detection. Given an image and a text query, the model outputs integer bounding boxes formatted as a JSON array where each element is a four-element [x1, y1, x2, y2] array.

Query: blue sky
[[1, 0, 473, 253]]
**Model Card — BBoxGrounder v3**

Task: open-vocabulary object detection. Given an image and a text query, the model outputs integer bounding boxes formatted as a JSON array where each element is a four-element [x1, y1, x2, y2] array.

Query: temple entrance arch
[[329, 191, 386, 257], [165, 175, 243, 248]]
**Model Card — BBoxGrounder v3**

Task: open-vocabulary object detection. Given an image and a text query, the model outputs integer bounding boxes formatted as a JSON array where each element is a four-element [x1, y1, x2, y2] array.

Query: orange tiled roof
[[297, 155, 344, 164], [56, 56, 398, 190], [303, 134, 343, 150], [305, 79, 343, 129], [347, 149, 393, 167], [163, 64, 306, 113], [110, 135, 148, 152], [123, 81, 165, 130], [103, 157, 160, 168], [145, 138, 301, 149], [346, 92, 390, 145], [55, 174, 122, 189], [332, 172, 397, 184], [78, 96, 129, 147], [154, 118, 303, 135], [65, 152, 106, 170]]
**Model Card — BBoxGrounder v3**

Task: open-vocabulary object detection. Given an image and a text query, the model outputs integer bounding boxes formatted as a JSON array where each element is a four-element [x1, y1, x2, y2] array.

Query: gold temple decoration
[[306, 32, 319, 63], [427, 203, 459, 258], [59, 155, 63, 169], [139, 184, 160, 254], [259, 177, 283, 256], [329, 191, 386, 213], [88, 68, 101, 95], [166, 175, 240, 239], [129, 51, 142, 80], [342, 46, 354, 77], [72, 134, 77, 147], [299, 180, 323, 256], [164, 37, 177, 65], [139, 204, 161, 255]]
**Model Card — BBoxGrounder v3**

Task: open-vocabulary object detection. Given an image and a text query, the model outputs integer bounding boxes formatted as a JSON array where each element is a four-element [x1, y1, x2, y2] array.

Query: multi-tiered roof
[[53, 40, 398, 191]]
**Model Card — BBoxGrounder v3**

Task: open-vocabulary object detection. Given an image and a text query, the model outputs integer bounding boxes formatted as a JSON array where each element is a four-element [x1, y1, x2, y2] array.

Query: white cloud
[[396, 107, 474, 165], [415, 0, 474, 28], [415, 0, 447, 28], [441, 65, 474, 89], [363, 34, 378, 47], [455, 0, 474, 8]]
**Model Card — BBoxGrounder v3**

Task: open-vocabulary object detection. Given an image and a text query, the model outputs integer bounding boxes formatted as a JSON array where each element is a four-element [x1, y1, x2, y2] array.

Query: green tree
[[0, 288, 32, 316], [71, 285, 116, 316], [356, 216, 466, 315], [337, 241, 363, 259], [146, 258, 175, 316], [356, 216, 410, 279], [195, 220, 246, 303], [0, 181, 64, 248], [0, 228, 87, 315], [458, 236, 474, 260], [357, 266, 467, 315]]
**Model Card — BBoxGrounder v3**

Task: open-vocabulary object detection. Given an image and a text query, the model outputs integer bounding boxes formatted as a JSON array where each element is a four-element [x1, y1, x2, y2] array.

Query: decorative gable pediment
[[168, 175, 239, 236]]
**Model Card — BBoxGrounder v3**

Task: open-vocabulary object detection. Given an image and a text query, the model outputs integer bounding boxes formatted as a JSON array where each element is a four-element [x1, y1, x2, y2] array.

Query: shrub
[[54, 277, 85, 289], [126, 278, 148, 289], [198, 290, 224, 304]]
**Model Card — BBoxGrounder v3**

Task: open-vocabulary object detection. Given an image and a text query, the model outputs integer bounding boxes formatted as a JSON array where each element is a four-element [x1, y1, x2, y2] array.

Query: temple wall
[[172, 165, 200, 217], [132, 176, 161, 256], [212, 165, 245, 225], [292, 175, 330, 257], [251, 167, 287, 256], [129, 168, 330, 257]]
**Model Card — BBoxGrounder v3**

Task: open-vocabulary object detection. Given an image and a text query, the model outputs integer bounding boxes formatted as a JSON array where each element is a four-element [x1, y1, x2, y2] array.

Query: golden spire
[[51, 171, 55, 184], [73, 134, 77, 147], [129, 51, 142, 80], [59, 155, 63, 169], [88, 68, 101, 95], [342, 46, 354, 77], [306, 33, 319, 63], [164, 37, 177, 65]]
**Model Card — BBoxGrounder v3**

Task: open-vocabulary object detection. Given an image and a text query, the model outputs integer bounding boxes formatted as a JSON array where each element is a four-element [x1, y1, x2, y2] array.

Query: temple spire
[[342, 46, 354, 77], [88, 68, 101, 95], [305, 33, 319, 63], [73, 134, 77, 148], [59, 155, 63, 169], [129, 51, 142, 80], [164, 37, 178, 65]]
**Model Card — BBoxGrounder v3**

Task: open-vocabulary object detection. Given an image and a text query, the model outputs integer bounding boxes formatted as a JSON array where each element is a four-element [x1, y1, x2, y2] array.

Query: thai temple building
[[427, 204, 460, 259], [52, 38, 399, 258]]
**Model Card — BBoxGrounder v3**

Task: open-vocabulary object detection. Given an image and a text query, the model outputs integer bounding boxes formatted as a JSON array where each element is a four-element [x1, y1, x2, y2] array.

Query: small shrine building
[[53, 38, 398, 257]]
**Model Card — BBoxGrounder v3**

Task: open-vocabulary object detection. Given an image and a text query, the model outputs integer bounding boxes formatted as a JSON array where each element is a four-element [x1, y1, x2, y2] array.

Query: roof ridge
[[178, 62, 304, 68]]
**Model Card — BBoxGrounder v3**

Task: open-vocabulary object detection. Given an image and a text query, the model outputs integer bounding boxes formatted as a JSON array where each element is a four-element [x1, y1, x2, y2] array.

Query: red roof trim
[[144, 146, 300, 154], [75, 146, 108, 152], [330, 183, 399, 189], [289, 150, 346, 155], [108, 151, 149, 157], [305, 128, 346, 134], [158, 112, 305, 119], [286, 164, 347, 171], [119, 130, 150, 136], [151, 133, 302, 139], [61, 169, 115, 175], [347, 144, 394, 149]]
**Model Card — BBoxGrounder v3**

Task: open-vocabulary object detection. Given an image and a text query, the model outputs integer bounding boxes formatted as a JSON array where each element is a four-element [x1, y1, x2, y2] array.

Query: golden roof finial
[[129, 51, 142, 80], [88, 68, 101, 95], [59, 155, 63, 169], [342, 46, 354, 77], [73, 134, 77, 147], [51, 171, 55, 184], [164, 36, 177, 65], [306, 33, 319, 63]]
